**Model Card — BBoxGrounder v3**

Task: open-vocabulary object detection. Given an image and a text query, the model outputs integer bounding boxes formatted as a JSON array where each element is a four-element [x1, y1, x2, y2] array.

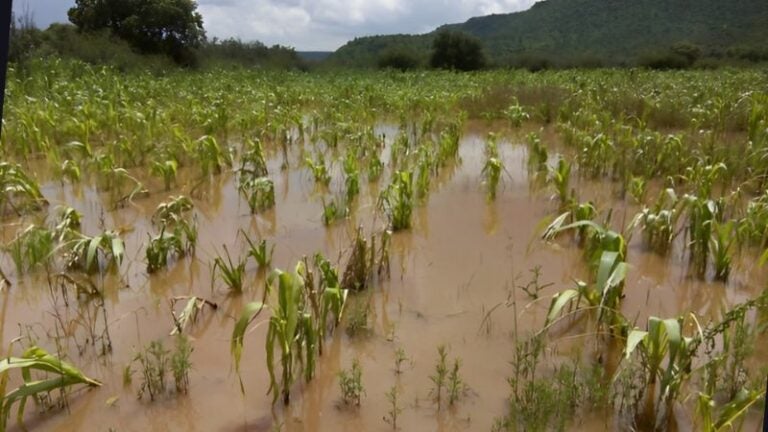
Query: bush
[[429, 30, 486, 71], [637, 50, 692, 70], [377, 48, 421, 71]]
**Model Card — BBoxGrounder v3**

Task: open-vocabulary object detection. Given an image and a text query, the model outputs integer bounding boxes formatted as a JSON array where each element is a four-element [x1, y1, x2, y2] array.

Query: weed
[[383, 385, 403, 429], [430, 345, 449, 409], [338, 359, 364, 406], [394, 347, 409, 374]]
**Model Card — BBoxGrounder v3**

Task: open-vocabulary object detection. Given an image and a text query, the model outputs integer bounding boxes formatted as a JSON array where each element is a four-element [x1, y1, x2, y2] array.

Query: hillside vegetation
[[329, 0, 768, 68]]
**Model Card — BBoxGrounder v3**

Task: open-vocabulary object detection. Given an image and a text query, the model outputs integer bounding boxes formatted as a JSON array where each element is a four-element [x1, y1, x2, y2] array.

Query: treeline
[[9, 14, 309, 72], [370, 35, 768, 72]]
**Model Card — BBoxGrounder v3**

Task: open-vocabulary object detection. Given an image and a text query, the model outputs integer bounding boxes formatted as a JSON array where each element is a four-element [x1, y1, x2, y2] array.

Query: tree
[[377, 47, 421, 71], [429, 30, 486, 71], [68, 0, 205, 64]]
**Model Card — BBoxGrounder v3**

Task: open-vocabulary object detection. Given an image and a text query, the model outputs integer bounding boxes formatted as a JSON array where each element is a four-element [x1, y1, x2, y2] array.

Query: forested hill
[[328, 0, 768, 68]]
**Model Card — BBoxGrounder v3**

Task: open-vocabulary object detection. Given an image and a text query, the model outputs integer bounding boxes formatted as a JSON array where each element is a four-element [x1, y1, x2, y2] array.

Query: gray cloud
[[19, 0, 537, 51]]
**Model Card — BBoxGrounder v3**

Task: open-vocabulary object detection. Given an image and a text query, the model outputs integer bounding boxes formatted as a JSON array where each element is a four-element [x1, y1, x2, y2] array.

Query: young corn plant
[[544, 250, 629, 337], [211, 246, 247, 293], [622, 316, 696, 430], [379, 171, 414, 231], [146, 223, 196, 273], [240, 138, 269, 179], [503, 99, 530, 127], [526, 132, 548, 174], [153, 196, 194, 225], [305, 155, 331, 186], [343, 151, 360, 202], [65, 230, 125, 274], [0, 162, 47, 215], [630, 188, 682, 255], [0, 346, 101, 432], [195, 135, 232, 177], [5, 225, 54, 273], [239, 177, 275, 214], [482, 157, 503, 201], [684, 195, 720, 279], [710, 221, 735, 281], [241, 230, 274, 270], [321, 197, 349, 226], [549, 158, 573, 210], [150, 160, 178, 191]]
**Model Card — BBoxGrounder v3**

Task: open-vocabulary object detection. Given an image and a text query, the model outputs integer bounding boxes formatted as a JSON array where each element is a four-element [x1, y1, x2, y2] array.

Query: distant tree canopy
[[377, 47, 422, 71], [429, 30, 486, 71], [68, 0, 205, 64]]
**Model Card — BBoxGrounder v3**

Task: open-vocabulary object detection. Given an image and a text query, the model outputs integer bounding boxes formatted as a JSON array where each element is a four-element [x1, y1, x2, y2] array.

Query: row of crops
[[0, 59, 766, 431]]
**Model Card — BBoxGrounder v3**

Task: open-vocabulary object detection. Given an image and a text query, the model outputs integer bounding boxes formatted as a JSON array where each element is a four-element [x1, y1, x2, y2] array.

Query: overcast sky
[[18, 0, 538, 51]]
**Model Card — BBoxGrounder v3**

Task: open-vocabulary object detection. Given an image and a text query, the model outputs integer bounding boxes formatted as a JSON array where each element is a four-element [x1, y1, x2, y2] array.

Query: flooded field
[[0, 64, 766, 431]]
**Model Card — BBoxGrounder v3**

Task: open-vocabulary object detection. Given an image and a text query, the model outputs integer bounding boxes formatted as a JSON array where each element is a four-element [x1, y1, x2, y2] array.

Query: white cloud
[[25, 0, 538, 51]]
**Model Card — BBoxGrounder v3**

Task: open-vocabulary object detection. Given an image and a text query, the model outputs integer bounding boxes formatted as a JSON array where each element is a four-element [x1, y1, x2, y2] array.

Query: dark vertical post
[[0, 0, 12, 124], [763, 375, 768, 432]]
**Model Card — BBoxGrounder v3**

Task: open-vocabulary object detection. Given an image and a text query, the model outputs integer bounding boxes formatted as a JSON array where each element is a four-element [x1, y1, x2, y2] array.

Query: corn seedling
[[710, 221, 735, 281], [0, 162, 47, 216], [5, 224, 54, 273], [549, 158, 573, 210], [544, 250, 628, 336], [622, 316, 696, 429], [150, 160, 178, 191], [239, 177, 275, 214], [526, 132, 548, 174], [65, 230, 125, 274], [503, 100, 530, 127], [240, 138, 269, 179], [195, 135, 232, 177], [482, 157, 503, 201], [630, 188, 682, 255], [242, 230, 274, 269], [153, 195, 194, 225], [379, 171, 413, 231], [343, 151, 360, 202], [321, 197, 349, 226], [305, 155, 331, 186], [211, 246, 247, 293], [0, 346, 101, 432]]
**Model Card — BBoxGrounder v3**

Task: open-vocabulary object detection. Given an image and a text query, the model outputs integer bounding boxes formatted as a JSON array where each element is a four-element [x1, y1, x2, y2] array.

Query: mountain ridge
[[328, 0, 768, 68]]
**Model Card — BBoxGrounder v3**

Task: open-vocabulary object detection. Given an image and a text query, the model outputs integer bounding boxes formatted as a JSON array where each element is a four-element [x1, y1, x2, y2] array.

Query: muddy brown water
[[1, 123, 765, 431]]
